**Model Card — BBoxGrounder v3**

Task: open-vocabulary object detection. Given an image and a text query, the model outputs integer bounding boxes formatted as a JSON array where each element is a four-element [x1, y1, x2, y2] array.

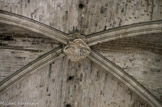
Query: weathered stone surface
[[0, 0, 79, 33], [0, 0, 161, 106], [79, 0, 162, 35], [0, 57, 150, 107], [93, 33, 162, 54], [94, 33, 162, 102], [0, 26, 58, 81], [86, 21, 162, 46], [101, 51, 162, 101], [0, 0, 162, 35]]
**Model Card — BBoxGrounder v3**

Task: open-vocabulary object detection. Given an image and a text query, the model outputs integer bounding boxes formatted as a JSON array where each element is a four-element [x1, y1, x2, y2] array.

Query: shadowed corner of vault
[[93, 33, 162, 104], [0, 23, 60, 82]]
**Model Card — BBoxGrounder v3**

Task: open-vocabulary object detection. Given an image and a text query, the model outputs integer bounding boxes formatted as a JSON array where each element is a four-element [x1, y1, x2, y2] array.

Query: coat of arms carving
[[63, 39, 91, 62]]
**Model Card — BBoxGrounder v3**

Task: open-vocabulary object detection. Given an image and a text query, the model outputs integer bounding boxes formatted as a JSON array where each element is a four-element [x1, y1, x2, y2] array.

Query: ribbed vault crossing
[[0, 10, 162, 107]]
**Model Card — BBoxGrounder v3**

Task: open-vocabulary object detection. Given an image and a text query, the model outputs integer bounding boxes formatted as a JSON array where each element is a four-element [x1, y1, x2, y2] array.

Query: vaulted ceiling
[[0, 0, 162, 107]]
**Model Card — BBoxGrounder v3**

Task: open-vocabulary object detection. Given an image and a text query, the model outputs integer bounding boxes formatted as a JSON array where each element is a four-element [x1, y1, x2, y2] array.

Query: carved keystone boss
[[63, 39, 91, 62]]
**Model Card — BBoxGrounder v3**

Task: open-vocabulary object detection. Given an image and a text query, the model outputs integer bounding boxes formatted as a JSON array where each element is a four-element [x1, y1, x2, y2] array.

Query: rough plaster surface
[[0, 33, 58, 81], [0, 0, 162, 34], [0, 0, 79, 33], [101, 51, 162, 101], [0, 57, 150, 107], [96, 34, 162, 102]]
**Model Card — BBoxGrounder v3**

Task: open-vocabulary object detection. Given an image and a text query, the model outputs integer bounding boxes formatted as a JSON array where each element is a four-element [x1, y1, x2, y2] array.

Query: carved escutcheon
[[63, 39, 91, 62]]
